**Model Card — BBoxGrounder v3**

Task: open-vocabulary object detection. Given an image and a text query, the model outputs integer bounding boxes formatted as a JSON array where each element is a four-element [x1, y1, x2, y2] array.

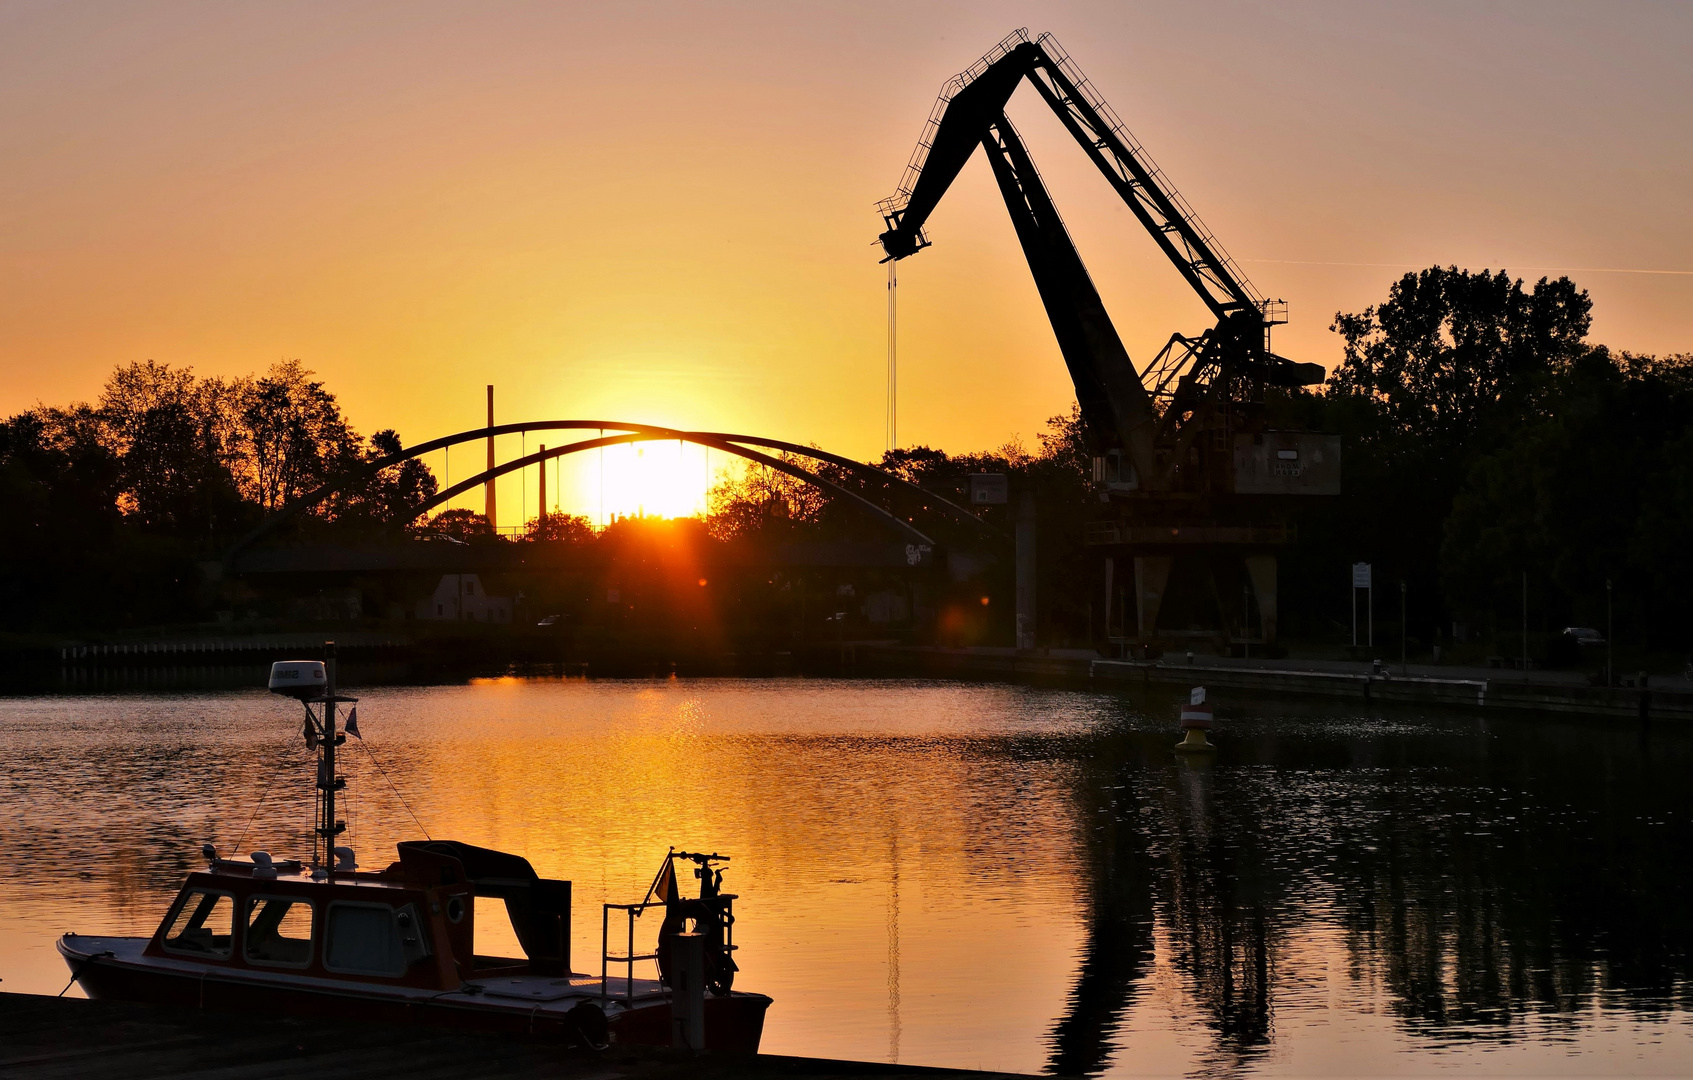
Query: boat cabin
[[143, 841, 571, 989]]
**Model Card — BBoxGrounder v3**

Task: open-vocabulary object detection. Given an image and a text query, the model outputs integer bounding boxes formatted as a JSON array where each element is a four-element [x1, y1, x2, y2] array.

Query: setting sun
[[594, 441, 710, 522], [560, 439, 712, 524]]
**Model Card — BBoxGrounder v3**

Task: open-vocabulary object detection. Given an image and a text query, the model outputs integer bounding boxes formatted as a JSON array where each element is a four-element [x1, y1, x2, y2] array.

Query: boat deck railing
[[600, 902, 662, 1003]]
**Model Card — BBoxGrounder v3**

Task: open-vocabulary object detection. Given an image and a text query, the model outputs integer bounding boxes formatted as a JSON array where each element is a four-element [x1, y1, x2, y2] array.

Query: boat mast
[[316, 641, 346, 871]]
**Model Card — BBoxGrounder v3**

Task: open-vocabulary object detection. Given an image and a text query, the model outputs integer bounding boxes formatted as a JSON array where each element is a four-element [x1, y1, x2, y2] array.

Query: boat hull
[[60, 937, 769, 1054]]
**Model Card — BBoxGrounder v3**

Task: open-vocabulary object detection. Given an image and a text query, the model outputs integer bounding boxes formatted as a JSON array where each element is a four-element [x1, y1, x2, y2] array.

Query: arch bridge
[[226, 421, 1004, 568]]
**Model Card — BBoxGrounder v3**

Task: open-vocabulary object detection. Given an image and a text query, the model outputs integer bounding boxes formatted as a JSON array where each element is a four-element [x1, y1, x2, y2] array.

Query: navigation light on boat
[[268, 661, 326, 699]]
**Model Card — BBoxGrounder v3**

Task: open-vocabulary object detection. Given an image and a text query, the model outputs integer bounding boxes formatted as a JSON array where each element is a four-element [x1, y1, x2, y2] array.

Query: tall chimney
[[484, 385, 496, 530], [538, 444, 547, 526]]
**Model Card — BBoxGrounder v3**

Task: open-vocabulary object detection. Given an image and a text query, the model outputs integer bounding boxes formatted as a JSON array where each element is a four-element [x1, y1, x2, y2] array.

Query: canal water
[[1, 674, 1689, 1076]]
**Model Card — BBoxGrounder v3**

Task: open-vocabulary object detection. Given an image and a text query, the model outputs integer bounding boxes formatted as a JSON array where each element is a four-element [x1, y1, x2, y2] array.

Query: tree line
[[3, 265, 1689, 656], [0, 359, 436, 629], [1295, 266, 1692, 659]]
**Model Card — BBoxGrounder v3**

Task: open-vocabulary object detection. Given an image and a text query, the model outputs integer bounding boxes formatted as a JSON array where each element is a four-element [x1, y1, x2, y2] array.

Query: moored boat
[[57, 645, 770, 1053]]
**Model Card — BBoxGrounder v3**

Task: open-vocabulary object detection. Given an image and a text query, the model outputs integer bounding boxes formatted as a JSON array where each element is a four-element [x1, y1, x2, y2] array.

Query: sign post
[[1351, 563, 1373, 648]]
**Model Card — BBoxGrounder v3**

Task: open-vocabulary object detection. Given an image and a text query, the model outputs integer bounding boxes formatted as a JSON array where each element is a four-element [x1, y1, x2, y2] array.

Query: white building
[[416, 574, 512, 624]]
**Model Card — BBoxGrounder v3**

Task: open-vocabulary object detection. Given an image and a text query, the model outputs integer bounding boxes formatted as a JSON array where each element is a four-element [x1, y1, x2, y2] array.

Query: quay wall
[[853, 645, 1693, 722]]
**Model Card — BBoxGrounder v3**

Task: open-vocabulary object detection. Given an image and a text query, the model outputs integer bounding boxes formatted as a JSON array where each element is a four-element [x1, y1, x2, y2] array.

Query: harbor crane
[[877, 29, 1339, 649]]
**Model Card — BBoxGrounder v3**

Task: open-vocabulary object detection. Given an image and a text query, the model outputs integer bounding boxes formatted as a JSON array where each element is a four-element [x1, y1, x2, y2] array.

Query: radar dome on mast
[[268, 660, 326, 699]]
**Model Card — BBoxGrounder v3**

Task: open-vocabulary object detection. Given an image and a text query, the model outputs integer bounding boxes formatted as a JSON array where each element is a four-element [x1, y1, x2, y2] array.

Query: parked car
[[1563, 627, 1605, 645]]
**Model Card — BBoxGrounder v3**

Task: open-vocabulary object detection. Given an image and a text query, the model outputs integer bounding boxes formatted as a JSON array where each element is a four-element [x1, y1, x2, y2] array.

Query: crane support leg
[[1134, 556, 1172, 641], [1016, 490, 1038, 650], [1103, 557, 1114, 641], [1206, 560, 1237, 651], [1245, 555, 1278, 647]]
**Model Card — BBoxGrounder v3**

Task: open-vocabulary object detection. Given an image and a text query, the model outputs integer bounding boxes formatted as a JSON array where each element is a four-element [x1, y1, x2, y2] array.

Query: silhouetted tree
[[421, 508, 495, 543], [240, 359, 361, 511], [96, 361, 251, 541], [1441, 349, 1693, 648], [335, 428, 441, 528], [706, 456, 827, 541], [0, 358, 440, 630], [1285, 267, 1599, 646], [524, 511, 596, 544]]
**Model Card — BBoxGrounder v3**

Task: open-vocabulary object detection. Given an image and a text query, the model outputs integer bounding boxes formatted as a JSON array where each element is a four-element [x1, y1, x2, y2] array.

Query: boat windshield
[[163, 890, 233, 958], [246, 897, 314, 967]]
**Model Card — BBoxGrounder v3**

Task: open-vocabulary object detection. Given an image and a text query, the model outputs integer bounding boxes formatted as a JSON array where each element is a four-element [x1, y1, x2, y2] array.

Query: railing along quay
[[853, 644, 1693, 722], [59, 633, 411, 664]]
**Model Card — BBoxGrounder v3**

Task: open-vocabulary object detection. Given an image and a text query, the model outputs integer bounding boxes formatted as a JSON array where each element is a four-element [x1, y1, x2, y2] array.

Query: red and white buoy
[[1176, 686, 1214, 752]]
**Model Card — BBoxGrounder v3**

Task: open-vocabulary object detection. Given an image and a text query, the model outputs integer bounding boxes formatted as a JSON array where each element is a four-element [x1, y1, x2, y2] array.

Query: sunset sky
[[4, 2, 1691, 518]]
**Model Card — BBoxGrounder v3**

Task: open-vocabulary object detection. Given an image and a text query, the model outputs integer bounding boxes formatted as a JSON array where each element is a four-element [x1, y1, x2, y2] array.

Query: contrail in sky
[[1240, 259, 1693, 277]]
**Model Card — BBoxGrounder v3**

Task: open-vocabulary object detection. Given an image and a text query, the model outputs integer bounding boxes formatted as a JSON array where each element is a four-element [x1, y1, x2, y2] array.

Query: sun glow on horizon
[[426, 433, 740, 532], [590, 440, 712, 523]]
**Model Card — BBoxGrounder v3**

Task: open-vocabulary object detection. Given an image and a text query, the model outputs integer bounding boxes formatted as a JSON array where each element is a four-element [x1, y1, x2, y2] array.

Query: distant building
[[416, 574, 512, 624], [863, 589, 910, 625]]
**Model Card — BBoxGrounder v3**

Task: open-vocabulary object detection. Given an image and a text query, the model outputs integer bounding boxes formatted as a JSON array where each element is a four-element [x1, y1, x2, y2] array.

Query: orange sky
[[4, 1, 1691, 513]]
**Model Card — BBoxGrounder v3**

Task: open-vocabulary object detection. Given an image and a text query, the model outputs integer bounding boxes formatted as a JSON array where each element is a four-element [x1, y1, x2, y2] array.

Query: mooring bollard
[[669, 931, 706, 1050], [1175, 686, 1214, 753]]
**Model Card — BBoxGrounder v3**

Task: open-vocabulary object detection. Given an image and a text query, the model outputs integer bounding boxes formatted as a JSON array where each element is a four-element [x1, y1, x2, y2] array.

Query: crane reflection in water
[[1042, 709, 1693, 1074]]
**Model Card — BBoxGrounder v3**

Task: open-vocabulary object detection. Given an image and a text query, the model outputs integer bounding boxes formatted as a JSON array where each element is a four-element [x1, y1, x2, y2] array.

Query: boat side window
[[162, 890, 234, 959], [245, 896, 314, 967], [324, 902, 407, 977]]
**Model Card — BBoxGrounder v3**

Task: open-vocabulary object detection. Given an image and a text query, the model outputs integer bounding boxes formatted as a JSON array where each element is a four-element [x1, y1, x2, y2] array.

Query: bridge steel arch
[[225, 420, 1001, 563], [414, 430, 936, 548]]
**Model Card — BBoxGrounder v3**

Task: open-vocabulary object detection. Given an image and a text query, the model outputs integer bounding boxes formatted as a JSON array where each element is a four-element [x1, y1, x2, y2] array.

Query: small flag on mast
[[646, 851, 677, 907], [345, 706, 361, 740], [302, 712, 320, 751]]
